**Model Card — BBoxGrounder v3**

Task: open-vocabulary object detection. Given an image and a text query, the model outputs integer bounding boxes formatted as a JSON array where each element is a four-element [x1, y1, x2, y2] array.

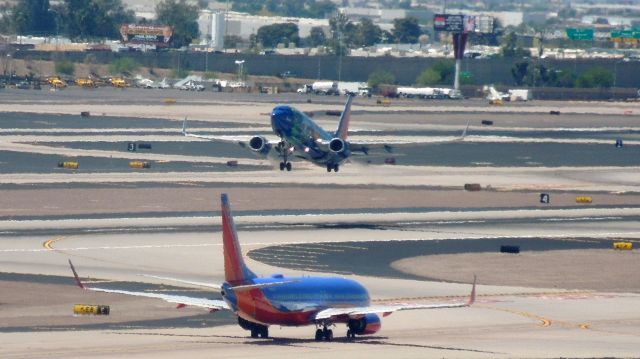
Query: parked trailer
[[311, 81, 339, 95], [396, 87, 452, 99]]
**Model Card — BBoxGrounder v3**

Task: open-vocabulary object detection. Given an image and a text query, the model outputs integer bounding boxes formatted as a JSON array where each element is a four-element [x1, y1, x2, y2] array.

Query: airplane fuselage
[[222, 275, 369, 326], [270, 105, 350, 167]]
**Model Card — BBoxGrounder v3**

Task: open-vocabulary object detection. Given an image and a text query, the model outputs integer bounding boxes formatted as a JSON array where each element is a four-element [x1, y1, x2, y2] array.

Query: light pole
[[48, 9, 59, 51]]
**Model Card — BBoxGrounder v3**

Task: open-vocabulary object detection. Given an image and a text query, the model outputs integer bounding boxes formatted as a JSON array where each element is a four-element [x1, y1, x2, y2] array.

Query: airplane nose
[[271, 106, 293, 134]]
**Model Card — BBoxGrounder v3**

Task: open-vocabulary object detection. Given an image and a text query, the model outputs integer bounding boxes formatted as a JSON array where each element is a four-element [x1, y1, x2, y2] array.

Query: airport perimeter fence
[[9, 51, 640, 99]]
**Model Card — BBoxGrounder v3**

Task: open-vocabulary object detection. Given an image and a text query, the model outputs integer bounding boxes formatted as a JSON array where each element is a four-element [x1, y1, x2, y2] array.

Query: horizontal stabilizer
[[230, 280, 298, 292]]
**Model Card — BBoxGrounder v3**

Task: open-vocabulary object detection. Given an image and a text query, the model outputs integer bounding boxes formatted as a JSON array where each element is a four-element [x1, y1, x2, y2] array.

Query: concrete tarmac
[[1, 90, 639, 358]]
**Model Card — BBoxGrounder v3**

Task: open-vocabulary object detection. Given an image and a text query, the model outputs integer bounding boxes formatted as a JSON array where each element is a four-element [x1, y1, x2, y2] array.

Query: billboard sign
[[476, 15, 494, 33], [119, 24, 173, 46], [434, 14, 464, 32], [435, 14, 494, 33]]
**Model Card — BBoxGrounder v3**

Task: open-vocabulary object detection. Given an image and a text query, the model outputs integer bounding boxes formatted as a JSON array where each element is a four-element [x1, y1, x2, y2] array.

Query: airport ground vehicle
[[297, 81, 339, 95]]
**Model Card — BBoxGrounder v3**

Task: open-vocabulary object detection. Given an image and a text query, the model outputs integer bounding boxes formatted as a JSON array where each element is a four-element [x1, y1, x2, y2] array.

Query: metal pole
[[338, 31, 342, 82]]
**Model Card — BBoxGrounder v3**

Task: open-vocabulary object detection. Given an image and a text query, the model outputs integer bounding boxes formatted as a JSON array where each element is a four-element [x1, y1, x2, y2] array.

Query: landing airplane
[[69, 193, 475, 341], [182, 96, 468, 172]]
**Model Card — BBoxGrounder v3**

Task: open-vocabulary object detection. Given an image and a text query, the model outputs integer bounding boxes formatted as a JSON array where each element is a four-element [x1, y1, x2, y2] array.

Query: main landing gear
[[277, 140, 292, 172], [314, 326, 333, 341], [326, 163, 339, 172], [279, 161, 292, 171], [238, 317, 269, 339], [250, 324, 269, 339]]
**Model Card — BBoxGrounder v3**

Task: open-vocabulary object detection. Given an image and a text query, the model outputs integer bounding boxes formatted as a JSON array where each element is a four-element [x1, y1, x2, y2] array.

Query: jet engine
[[248, 136, 271, 155], [328, 138, 346, 153], [347, 313, 381, 335]]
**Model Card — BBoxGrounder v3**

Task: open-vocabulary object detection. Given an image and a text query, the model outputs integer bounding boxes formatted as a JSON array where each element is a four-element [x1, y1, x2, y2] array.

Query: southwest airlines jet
[[69, 193, 475, 341], [182, 96, 468, 172]]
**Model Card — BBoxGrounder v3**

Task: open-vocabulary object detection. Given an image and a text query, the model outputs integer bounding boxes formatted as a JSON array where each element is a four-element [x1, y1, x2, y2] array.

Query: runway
[[1, 89, 640, 358]]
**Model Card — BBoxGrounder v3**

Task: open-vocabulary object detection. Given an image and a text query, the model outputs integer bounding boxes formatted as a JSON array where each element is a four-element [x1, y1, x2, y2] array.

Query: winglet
[[335, 95, 354, 140], [68, 259, 85, 289], [467, 275, 477, 306], [182, 117, 188, 135]]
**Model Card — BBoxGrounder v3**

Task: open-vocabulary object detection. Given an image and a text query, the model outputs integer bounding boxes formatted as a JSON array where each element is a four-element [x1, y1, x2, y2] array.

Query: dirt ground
[[1, 186, 638, 218], [392, 248, 640, 293]]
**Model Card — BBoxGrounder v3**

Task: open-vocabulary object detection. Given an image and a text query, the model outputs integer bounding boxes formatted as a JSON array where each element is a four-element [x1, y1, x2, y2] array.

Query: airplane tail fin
[[220, 193, 256, 285], [335, 95, 354, 140]]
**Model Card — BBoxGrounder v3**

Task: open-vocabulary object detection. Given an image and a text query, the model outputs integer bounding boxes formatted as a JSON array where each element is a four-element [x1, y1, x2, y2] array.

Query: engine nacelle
[[328, 138, 346, 153], [248, 136, 271, 155], [348, 313, 381, 335]]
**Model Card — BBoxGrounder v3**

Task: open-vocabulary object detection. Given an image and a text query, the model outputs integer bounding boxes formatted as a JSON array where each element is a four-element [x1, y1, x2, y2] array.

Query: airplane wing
[[348, 121, 470, 155], [69, 260, 229, 311], [140, 274, 222, 290], [182, 117, 284, 160], [315, 276, 476, 321]]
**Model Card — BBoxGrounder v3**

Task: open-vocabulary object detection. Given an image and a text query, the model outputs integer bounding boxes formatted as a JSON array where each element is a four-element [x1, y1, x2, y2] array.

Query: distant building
[[225, 12, 329, 40]]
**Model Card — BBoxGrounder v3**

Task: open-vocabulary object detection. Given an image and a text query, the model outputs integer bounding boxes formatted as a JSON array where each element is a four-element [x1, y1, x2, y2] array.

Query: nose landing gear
[[326, 164, 339, 172]]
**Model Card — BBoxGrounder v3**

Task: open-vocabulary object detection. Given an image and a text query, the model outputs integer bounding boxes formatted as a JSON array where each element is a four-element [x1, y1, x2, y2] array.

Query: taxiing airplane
[[69, 193, 475, 341], [182, 96, 468, 172]]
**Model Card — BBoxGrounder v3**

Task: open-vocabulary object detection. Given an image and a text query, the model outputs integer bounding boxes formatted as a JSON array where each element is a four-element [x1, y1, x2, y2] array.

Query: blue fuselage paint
[[271, 105, 350, 166], [222, 275, 370, 326]]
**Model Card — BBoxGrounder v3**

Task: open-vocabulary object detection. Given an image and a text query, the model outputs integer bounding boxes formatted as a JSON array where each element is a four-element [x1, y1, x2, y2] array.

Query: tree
[[355, 18, 381, 47], [256, 23, 299, 48], [511, 61, 529, 85], [108, 57, 139, 75], [416, 60, 454, 85], [307, 26, 326, 47], [500, 31, 529, 58], [576, 67, 613, 88], [54, 59, 74, 75], [416, 68, 440, 85], [10, 0, 55, 36], [61, 0, 134, 39], [156, 0, 200, 48], [368, 69, 395, 89], [392, 17, 420, 43]]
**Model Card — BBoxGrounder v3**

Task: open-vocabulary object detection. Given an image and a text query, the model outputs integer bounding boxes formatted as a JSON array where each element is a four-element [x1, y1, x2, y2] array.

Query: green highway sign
[[610, 29, 640, 39], [566, 28, 594, 40]]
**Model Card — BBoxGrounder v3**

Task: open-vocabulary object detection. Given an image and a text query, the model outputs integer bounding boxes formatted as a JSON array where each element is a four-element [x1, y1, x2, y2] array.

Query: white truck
[[337, 82, 371, 97], [297, 81, 339, 95]]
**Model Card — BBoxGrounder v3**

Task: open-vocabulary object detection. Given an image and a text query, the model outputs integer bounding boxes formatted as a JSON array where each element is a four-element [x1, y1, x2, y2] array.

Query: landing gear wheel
[[279, 162, 285, 171], [346, 329, 356, 339], [285, 162, 292, 171], [315, 329, 323, 341], [326, 164, 332, 172], [259, 326, 269, 338], [333, 164, 339, 172], [323, 329, 333, 341], [251, 328, 259, 338]]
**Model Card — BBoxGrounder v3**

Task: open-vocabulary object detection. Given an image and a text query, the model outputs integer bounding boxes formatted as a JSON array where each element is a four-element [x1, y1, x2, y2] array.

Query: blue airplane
[[69, 193, 475, 341], [182, 96, 468, 172]]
